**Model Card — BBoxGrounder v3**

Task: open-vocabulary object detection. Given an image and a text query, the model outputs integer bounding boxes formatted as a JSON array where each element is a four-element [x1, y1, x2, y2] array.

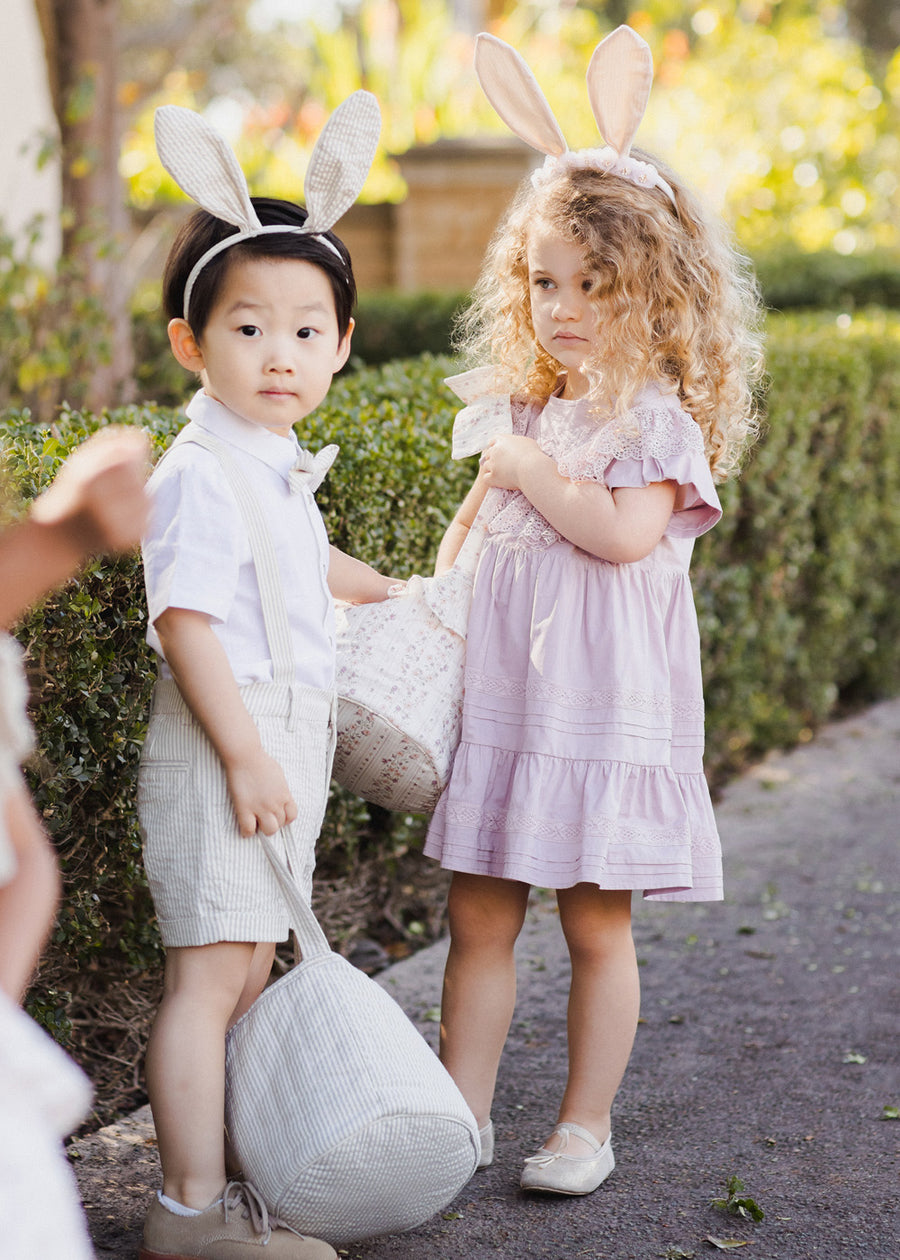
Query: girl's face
[[526, 225, 604, 400], [169, 255, 353, 438]]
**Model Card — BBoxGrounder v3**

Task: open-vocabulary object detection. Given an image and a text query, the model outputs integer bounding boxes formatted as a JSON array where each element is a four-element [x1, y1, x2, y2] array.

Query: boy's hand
[[225, 747, 299, 837], [31, 426, 151, 556]]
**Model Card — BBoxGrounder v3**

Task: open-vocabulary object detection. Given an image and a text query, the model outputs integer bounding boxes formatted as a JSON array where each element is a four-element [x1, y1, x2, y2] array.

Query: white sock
[[157, 1191, 203, 1217]]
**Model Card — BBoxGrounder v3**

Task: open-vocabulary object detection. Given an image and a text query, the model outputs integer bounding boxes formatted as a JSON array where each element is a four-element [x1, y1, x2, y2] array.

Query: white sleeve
[[142, 446, 248, 627]]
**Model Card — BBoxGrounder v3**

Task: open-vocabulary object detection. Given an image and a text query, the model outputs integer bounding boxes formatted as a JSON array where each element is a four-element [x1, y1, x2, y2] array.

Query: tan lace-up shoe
[[139, 1181, 336, 1260]]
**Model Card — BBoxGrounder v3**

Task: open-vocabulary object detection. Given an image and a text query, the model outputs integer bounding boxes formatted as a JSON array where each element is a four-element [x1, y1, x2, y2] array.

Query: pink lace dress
[[424, 384, 724, 901]]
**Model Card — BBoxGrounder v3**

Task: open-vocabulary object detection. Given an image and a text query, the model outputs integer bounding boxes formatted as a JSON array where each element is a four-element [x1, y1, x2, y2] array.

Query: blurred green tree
[[121, 1, 900, 259]]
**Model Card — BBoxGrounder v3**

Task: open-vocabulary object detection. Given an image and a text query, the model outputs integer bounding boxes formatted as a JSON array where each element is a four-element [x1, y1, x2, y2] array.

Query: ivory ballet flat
[[520, 1122, 614, 1195], [477, 1119, 494, 1169]]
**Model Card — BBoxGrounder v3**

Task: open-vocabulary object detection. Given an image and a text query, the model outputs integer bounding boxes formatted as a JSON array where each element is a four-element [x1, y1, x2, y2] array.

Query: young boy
[[138, 103, 391, 1260]]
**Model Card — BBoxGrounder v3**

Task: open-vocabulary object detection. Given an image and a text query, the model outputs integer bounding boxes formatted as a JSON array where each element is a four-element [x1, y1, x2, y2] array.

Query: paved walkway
[[73, 699, 900, 1260]]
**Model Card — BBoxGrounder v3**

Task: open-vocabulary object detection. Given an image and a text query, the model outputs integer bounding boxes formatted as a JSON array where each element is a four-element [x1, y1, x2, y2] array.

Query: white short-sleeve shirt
[[142, 391, 335, 690]]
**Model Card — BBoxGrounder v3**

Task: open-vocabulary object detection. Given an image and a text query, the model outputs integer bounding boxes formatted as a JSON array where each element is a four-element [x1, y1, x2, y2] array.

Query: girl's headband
[[474, 26, 676, 208], [154, 93, 382, 322]]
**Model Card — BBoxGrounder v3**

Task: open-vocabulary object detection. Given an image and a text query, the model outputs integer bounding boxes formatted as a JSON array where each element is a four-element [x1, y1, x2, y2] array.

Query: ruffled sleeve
[[556, 392, 722, 539]]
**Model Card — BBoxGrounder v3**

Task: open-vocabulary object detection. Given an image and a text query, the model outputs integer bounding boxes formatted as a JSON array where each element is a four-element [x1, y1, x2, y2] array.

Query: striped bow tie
[[289, 444, 339, 493]]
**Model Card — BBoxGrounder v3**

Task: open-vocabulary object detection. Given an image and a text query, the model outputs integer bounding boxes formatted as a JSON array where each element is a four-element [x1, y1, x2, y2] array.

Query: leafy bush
[[131, 290, 471, 409], [2, 358, 471, 1037], [111, 252, 900, 413], [349, 290, 469, 366], [755, 248, 900, 313], [0, 218, 111, 413], [3, 317, 900, 1067], [694, 310, 900, 767]]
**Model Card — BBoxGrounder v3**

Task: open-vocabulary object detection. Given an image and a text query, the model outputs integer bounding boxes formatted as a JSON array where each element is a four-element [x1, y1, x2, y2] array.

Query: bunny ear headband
[[474, 25, 675, 207], [154, 91, 381, 321]]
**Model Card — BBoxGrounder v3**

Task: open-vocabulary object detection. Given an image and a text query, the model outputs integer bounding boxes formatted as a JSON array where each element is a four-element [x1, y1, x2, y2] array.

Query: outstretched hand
[[30, 426, 151, 556]]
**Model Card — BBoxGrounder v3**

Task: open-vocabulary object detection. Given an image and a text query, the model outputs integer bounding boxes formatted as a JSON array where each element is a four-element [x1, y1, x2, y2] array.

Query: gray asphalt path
[[74, 698, 900, 1260]]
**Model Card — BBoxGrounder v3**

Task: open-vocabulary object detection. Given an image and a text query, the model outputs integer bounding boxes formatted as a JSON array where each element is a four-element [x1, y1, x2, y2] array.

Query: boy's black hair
[[163, 196, 357, 341]]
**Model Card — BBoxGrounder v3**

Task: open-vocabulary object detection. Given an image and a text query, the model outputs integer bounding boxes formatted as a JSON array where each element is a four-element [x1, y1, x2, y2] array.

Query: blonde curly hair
[[456, 152, 765, 481]]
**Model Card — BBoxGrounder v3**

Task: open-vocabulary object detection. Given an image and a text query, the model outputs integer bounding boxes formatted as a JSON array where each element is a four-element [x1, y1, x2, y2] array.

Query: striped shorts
[[138, 678, 335, 948]]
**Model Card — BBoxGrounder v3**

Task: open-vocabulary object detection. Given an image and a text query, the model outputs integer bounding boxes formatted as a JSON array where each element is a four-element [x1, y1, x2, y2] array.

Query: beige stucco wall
[[393, 137, 538, 292], [0, 0, 61, 264]]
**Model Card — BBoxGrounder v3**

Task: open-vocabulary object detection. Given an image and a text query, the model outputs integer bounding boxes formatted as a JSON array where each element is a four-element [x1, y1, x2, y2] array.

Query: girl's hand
[[31, 426, 151, 555], [224, 746, 299, 838], [479, 434, 544, 491]]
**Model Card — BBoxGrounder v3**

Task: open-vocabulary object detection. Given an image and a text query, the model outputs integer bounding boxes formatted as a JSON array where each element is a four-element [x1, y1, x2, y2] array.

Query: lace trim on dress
[[487, 493, 563, 549], [465, 669, 706, 720], [487, 394, 709, 550], [554, 401, 704, 484], [441, 800, 721, 853]]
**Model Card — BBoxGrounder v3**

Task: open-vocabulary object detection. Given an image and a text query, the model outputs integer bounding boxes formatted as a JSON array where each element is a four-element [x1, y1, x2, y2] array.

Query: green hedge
[[99, 251, 900, 413], [131, 290, 471, 409], [694, 310, 900, 761], [754, 248, 900, 314], [4, 316, 900, 1041]]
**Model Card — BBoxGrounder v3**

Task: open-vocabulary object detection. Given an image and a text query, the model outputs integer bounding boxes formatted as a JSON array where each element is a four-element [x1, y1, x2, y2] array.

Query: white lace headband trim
[[154, 93, 381, 323], [475, 26, 677, 211], [531, 146, 675, 204]]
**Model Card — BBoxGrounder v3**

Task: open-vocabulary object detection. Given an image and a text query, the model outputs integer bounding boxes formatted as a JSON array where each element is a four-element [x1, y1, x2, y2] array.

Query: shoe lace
[[222, 1180, 270, 1238], [221, 1180, 303, 1240]]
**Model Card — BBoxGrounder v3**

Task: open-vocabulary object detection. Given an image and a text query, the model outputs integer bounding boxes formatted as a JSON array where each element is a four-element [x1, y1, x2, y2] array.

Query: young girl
[[0, 425, 149, 1259], [138, 98, 391, 1260], [425, 28, 764, 1196]]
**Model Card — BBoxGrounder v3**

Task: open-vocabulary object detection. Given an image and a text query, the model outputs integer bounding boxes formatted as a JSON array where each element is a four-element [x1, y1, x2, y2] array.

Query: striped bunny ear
[[474, 32, 567, 158], [154, 93, 382, 321], [303, 91, 382, 232], [154, 105, 261, 230], [585, 25, 654, 157]]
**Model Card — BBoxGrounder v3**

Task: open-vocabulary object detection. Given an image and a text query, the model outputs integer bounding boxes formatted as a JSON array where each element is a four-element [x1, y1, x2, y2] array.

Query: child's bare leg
[[144, 940, 273, 1209], [548, 885, 639, 1153], [439, 872, 530, 1126], [229, 941, 276, 1027], [0, 783, 62, 1001]]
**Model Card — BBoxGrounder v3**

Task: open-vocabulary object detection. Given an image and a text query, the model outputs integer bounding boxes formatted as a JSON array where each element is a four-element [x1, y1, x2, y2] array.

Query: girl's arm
[[434, 469, 490, 575], [0, 782, 62, 1000], [0, 517, 93, 628], [0, 427, 149, 628], [153, 607, 298, 837], [327, 546, 397, 604], [479, 434, 675, 563]]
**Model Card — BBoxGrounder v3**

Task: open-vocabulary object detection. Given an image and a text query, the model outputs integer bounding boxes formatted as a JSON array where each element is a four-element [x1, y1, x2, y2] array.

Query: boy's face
[[170, 256, 353, 438]]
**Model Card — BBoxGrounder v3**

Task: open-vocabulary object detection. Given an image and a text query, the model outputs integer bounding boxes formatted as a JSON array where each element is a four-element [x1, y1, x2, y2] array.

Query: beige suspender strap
[[172, 427, 295, 687]]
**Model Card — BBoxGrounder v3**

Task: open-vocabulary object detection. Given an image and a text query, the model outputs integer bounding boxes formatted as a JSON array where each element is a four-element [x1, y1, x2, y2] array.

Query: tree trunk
[[35, 0, 134, 408], [845, 0, 900, 56]]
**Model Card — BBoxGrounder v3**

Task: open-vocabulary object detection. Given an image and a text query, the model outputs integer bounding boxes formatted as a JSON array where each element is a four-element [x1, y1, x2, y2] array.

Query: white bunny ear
[[474, 33, 567, 158], [154, 105, 261, 230], [585, 25, 654, 157], [303, 91, 381, 232]]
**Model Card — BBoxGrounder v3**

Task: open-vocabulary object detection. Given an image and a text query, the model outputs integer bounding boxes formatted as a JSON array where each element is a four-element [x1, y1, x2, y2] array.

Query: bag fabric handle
[[257, 832, 331, 960]]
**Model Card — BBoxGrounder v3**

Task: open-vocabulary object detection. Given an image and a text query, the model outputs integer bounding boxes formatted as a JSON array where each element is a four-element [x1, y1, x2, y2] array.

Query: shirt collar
[[185, 390, 302, 479]]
